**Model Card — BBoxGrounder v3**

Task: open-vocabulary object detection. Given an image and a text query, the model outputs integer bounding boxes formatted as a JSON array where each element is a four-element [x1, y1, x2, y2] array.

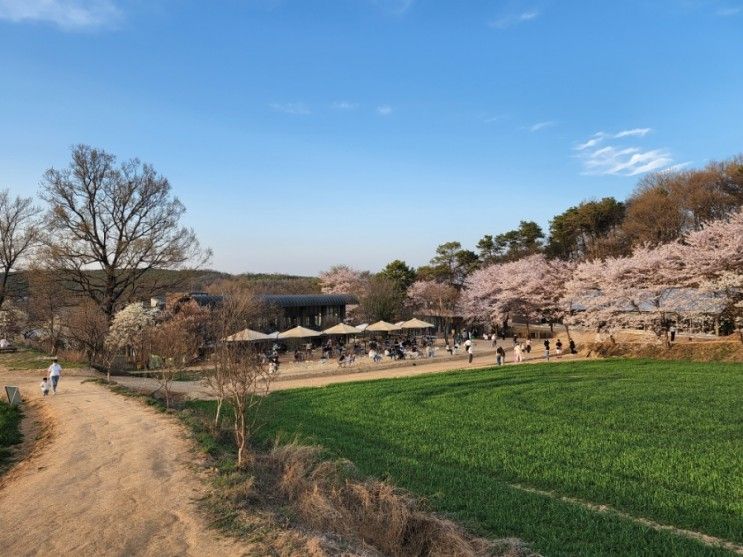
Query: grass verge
[[0, 400, 23, 471]]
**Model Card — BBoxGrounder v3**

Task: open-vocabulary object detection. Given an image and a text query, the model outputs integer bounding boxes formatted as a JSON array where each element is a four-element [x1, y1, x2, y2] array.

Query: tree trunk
[[564, 322, 572, 341], [0, 269, 9, 311], [214, 397, 223, 429]]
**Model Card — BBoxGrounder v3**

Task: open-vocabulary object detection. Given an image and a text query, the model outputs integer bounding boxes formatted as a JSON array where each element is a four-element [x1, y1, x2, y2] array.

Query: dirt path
[[0, 375, 248, 556], [113, 348, 580, 397]]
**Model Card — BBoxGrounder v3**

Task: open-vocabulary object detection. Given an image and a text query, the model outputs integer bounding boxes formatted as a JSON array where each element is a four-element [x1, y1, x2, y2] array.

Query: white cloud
[[580, 145, 674, 176], [331, 101, 359, 111], [529, 120, 556, 132], [574, 128, 653, 151], [614, 127, 652, 138], [576, 132, 607, 150], [376, 104, 393, 116], [269, 102, 311, 115], [489, 8, 540, 29], [0, 0, 120, 30]]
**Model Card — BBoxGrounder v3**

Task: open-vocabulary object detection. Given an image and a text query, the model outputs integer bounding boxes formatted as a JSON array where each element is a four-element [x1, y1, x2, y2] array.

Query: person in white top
[[48, 357, 62, 394], [0, 338, 9, 349], [514, 343, 523, 363]]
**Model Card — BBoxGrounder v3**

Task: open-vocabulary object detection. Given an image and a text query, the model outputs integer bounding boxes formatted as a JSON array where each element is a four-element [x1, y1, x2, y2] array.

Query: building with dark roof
[[259, 293, 358, 329], [155, 291, 358, 331]]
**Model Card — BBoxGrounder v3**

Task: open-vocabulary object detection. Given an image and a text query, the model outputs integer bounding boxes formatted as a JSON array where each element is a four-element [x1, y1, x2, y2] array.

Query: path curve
[[0, 376, 247, 556]]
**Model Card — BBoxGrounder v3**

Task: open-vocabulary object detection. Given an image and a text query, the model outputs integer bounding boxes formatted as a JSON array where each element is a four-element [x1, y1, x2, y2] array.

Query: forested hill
[[3, 269, 320, 301]]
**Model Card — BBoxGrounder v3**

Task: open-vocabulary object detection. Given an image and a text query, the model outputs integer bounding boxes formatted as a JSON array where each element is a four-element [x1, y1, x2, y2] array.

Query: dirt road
[[0, 374, 247, 556]]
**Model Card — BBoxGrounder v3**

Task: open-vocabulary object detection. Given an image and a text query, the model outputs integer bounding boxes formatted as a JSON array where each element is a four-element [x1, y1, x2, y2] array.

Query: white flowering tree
[[104, 303, 156, 370]]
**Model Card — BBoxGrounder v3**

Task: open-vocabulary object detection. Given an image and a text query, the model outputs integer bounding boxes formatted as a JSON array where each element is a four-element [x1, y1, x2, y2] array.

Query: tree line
[[319, 154, 743, 334]]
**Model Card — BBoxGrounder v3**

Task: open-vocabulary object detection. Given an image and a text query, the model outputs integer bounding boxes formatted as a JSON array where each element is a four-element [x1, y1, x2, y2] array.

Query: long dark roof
[[259, 294, 358, 308]]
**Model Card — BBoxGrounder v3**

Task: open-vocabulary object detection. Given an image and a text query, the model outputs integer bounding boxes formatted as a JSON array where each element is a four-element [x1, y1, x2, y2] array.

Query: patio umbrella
[[266, 331, 280, 340], [366, 320, 401, 332], [223, 328, 271, 342], [322, 323, 362, 335], [278, 326, 322, 339], [355, 323, 369, 332], [401, 318, 434, 329]]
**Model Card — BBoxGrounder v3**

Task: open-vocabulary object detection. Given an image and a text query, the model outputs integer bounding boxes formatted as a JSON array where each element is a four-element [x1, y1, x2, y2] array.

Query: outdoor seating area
[[222, 318, 440, 370]]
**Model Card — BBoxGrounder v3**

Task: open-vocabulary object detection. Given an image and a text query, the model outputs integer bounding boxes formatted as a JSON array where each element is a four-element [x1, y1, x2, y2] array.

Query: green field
[[232, 359, 743, 555], [0, 400, 23, 470]]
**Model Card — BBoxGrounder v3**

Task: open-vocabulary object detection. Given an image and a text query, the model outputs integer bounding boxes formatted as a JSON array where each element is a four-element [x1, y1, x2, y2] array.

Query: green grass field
[[0, 349, 77, 371], [0, 400, 23, 470], [227, 359, 743, 555]]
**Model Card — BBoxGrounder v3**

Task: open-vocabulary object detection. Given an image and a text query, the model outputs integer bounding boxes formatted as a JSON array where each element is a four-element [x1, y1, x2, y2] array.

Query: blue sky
[[1, 0, 742, 275]]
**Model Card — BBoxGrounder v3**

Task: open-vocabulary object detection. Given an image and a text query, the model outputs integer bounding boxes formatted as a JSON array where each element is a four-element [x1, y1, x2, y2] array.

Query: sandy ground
[[113, 342, 578, 397], [0, 370, 248, 557]]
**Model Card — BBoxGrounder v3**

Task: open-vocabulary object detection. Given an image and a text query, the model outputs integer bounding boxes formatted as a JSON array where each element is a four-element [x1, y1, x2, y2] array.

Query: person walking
[[555, 338, 563, 358], [514, 343, 523, 363], [496, 346, 505, 365], [543, 340, 550, 361], [48, 357, 62, 394], [525, 338, 532, 354], [569, 339, 577, 354], [670, 324, 677, 342], [40, 377, 50, 397], [467, 343, 474, 364]]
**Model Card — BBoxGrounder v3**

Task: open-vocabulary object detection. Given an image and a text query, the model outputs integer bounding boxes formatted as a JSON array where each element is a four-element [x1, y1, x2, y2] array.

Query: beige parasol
[[278, 326, 322, 339], [322, 323, 362, 335], [223, 328, 271, 342], [366, 320, 401, 332], [400, 318, 435, 329]]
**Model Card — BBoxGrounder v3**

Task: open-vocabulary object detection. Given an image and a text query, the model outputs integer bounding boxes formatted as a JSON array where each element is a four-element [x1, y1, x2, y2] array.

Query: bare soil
[[0, 371, 249, 556]]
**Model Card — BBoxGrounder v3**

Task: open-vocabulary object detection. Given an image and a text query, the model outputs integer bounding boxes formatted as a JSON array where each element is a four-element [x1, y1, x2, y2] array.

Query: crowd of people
[[259, 330, 578, 371]]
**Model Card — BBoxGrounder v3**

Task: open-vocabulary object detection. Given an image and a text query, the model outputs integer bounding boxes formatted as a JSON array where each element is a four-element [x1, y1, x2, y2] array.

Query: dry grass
[[266, 441, 535, 557], [586, 339, 743, 362]]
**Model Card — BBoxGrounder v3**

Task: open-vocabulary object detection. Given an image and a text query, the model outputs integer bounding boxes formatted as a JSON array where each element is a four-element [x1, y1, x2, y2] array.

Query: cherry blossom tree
[[562, 244, 684, 343], [668, 209, 743, 338], [318, 265, 370, 297], [462, 254, 574, 337], [406, 280, 460, 338]]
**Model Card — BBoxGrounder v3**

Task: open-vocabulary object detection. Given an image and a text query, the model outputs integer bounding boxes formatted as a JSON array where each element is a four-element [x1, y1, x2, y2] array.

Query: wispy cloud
[[575, 128, 676, 176], [376, 104, 393, 116], [575, 128, 653, 150], [529, 120, 556, 132], [489, 8, 541, 29], [581, 146, 673, 176], [269, 102, 311, 115], [331, 101, 359, 111], [0, 0, 120, 30], [371, 0, 415, 15], [614, 127, 652, 138]]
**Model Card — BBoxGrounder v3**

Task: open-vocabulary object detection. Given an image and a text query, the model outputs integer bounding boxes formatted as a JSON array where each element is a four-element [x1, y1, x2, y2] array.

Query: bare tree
[[204, 290, 276, 467], [66, 299, 109, 365], [40, 145, 210, 321], [148, 318, 197, 409], [148, 301, 209, 408], [26, 266, 70, 354], [0, 190, 40, 310]]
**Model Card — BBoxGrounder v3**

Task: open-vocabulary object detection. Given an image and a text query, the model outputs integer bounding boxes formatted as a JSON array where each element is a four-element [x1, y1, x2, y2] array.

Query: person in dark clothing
[[544, 339, 550, 361], [569, 339, 577, 354]]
